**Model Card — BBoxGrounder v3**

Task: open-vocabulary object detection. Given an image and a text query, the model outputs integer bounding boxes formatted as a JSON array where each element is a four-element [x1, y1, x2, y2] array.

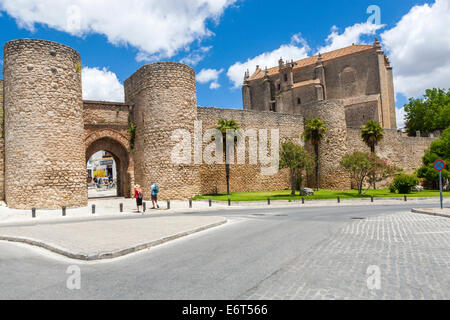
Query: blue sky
[[1, 0, 449, 128]]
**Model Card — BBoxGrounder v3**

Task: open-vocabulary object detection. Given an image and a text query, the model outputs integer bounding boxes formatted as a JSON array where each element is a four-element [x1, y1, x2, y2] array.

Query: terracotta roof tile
[[248, 44, 374, 81]]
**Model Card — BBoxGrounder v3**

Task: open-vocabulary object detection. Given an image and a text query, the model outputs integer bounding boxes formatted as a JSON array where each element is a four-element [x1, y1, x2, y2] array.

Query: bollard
[[337, 196, 341, 203], [302, 197, 305, 204], [189, 199, 192, 208], [62, 206, 66, 217], [143, 202, 146, 212], [92, 204, 96, 214], [120, 203, 123, 212], [167, 200, 170, 210], [228, 198, 231, 206], [32, 208, 36, 218], [404, 195, 407, 202], [371, 196, 374, 203], [268, 197, 271, 205], [209, 199, 212, 207]]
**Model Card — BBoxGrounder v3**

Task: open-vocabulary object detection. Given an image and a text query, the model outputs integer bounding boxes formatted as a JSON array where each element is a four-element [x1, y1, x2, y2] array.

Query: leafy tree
[[279, 140, 314, 195], [340, 152, 396, 195], [390, 174, 420, 194], [303, 118, 327, 191], [215, 119, 240, 195], [361, 120, 385, 154], [404, 88, 450, 136], [416, 127, 450, 188], [367, 154, 397, 189]]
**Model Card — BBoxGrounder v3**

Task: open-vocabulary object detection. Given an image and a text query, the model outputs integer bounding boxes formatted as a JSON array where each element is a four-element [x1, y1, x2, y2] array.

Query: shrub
[[390, 174, 420, 194]]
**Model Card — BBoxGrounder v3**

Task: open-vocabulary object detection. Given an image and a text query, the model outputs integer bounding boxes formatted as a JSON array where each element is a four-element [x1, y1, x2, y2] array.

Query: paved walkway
[[0, 196, 447, 225], [0, 214, 226, 260], [412, 207, 450, 218], [240, 212, 450, 300]]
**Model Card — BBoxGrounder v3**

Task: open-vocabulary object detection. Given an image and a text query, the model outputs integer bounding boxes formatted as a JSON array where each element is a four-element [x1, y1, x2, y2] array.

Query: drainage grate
[[351, 217, 365, 220]]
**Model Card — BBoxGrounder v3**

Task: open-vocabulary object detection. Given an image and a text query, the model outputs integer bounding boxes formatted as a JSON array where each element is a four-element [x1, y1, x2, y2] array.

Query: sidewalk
[[411, 207, 450, 218], [0, 214, 227, 261], [0, 196, 448, 225]]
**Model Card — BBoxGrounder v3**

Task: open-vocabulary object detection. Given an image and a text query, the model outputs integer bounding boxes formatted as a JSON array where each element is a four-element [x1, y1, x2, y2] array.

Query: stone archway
[[85, 130, 133, 198]]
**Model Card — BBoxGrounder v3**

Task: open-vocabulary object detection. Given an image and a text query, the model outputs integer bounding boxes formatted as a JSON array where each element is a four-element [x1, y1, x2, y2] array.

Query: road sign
[[433, 159, 446, 210], [433, 159, 446, 172]]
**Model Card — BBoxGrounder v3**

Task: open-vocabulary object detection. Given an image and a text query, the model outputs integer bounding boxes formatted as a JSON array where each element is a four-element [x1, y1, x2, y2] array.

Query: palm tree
[[215, 119, 240, 195], [361, 120, 385, 154], [361, 120, 385, 189], [303, 118, 327, 191]]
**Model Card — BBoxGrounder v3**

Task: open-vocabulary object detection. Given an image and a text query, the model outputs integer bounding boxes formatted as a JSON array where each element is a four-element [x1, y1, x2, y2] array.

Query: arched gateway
[[85, 129, 134, 198]]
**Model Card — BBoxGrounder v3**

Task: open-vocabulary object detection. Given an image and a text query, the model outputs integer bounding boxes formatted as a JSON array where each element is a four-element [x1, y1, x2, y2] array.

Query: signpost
[[433, 159, 446, 210]]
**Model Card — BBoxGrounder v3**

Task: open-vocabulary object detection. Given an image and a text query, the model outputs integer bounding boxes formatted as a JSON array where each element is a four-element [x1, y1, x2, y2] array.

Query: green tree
[[417, 127, 450, 188], [361, 120, 385, 189], [390, 174, 420, 194], [279, 140, 314, 195], [303, 118, 327, 191], [340, 152, 395, 195], [366, 154, 397, 190], [404, 88, 450, 136], [361, 120, 385, 154], [215, 119, 240, 195], [340, 152, 373, 195]]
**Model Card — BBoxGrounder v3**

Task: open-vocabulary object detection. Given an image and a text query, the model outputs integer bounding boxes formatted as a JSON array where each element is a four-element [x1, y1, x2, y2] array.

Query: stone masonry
[[0, 38, 438, 208], [124, 62, 201, 201], [3, 39, 87, 209]]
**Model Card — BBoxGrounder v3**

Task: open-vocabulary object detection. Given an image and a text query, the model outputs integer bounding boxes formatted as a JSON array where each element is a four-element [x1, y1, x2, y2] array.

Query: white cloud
[[227, 34, 310, 88], [317, 22, 384, 53], [179, 46, 212, 66], [396, 106, 407, 129], [0, 0, 237, 60], [381, 0, 450, 98], [82, 67, 124, 102], [197, 68, 223, 90], [209, 81, 221, 89]]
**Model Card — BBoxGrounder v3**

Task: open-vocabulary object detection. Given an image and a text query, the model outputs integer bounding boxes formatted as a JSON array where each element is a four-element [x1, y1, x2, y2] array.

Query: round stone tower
[[3, 39, 87, 209], [124, 62, 201, 200], [302, 99, 351, 189]]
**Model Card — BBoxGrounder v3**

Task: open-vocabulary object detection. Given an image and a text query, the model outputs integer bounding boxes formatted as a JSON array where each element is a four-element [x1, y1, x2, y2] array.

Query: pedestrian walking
[[134, 184, 144, 213], [150, 181, 160, 209]]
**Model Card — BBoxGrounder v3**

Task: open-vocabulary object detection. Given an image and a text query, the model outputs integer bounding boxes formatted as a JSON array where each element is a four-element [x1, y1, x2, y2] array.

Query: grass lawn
[[193, 188, 450, 202]]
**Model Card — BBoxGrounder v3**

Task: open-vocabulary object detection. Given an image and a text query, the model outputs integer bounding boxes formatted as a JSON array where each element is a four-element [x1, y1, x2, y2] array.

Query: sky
[[1, 0, 449, 129]]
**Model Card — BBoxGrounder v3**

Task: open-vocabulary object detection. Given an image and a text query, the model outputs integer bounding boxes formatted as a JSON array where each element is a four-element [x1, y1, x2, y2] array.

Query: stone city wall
[[197, 107, 304, 194], [125, 62, 201, 201], [3, 39, 87, 209], [301, 99, 352, 189], [0, 79, 4, 201], [83, 100, 134, 197], [345, 127, 437, 188]]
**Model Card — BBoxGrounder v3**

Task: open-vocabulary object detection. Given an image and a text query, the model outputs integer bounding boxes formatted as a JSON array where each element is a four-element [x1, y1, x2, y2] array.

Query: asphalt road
[[0, 203, 448, 299]]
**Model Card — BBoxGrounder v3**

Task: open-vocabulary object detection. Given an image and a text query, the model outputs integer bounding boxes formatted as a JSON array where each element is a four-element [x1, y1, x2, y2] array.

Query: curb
[[411, 208, 450, 218], [0, 219, 227, 261]]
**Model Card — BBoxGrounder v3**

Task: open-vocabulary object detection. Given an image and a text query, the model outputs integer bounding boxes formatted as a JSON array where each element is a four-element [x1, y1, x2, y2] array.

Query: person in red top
[[134, 184, 143, 213]]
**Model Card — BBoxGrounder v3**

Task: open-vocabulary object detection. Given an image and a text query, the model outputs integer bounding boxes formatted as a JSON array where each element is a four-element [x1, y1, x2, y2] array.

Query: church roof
[[248, 44, 374, 81]]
